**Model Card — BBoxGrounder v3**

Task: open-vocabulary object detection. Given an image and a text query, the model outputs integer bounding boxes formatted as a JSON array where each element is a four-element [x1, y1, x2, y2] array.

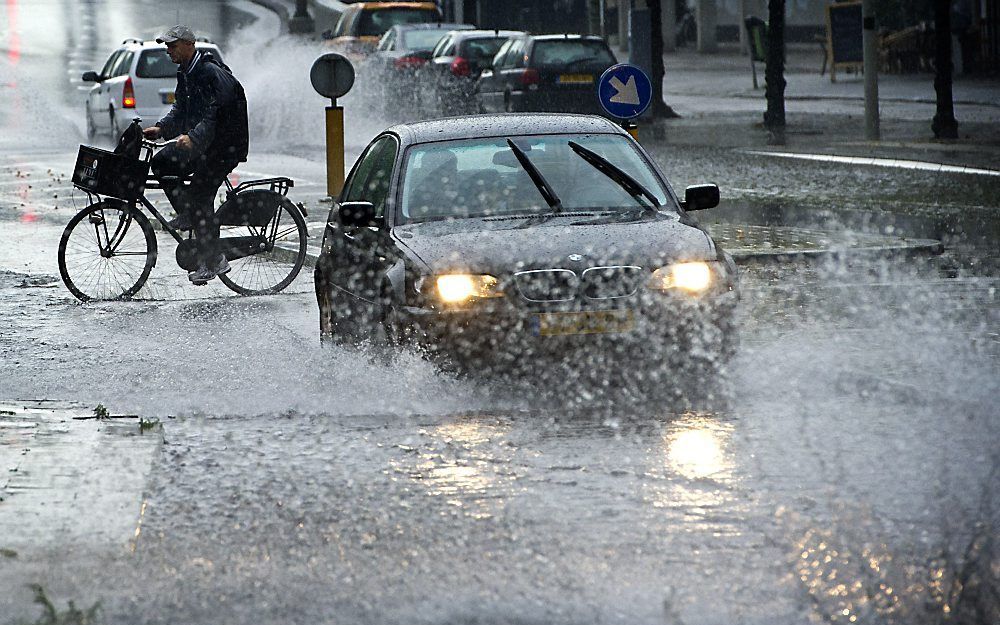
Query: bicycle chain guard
[[175, 240, 199, 272]]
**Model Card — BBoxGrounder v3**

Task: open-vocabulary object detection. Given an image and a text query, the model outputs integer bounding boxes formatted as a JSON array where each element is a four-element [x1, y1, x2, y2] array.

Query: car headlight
[[648, 261, 718, 294], [429, 274, 503, 303]]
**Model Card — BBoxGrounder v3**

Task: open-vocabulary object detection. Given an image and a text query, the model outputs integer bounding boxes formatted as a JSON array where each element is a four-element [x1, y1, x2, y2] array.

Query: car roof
[[526, 34, 606, 42], [353, 2, 439, 8], [117, 39, 219, 51], [386, 114, 627, 146], [450, 29, 524, 39], [392, 22, 473, 31]]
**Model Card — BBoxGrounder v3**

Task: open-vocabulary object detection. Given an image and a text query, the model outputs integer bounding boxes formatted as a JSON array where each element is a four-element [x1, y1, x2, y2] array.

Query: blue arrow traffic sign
[[597, 63, 653, 120]]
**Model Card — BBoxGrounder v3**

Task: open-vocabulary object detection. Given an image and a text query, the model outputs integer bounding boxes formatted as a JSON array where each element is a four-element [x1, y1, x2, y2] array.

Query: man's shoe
[[188, 263, 214, 286], [210, 254, 231, 276], [167, 214, 193, 231], [187, 255, 230, 286]]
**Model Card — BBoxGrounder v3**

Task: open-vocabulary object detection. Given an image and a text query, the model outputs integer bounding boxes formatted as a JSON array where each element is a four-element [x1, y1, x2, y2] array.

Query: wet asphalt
[[1, 1, 999, 624]]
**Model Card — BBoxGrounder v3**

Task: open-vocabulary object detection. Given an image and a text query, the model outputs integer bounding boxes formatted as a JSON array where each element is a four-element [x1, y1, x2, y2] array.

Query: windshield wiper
[[506, 138, 562, 213], [567, 140, 659, 211]]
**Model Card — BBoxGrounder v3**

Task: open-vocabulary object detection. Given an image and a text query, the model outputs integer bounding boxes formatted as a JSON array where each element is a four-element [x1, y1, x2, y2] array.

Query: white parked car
[[82, 38, 223, 141]]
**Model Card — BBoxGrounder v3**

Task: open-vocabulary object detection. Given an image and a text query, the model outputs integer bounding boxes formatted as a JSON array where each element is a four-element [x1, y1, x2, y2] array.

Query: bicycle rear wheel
[[58, 201, 157, 301], [218, 194, 308, 296]]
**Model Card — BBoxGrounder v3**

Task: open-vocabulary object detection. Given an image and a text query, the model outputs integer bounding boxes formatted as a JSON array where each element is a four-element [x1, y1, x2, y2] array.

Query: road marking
[[742, 150, 1000, 177]]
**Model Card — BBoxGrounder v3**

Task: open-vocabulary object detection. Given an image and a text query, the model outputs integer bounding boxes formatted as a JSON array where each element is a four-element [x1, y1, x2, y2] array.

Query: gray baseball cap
[[155, 25, 196, 44]]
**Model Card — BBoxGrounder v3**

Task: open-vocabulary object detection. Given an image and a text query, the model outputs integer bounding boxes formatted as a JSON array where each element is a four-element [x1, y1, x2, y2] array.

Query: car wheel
[[85, 108, 97, 142], [110, 110, 122, 143]]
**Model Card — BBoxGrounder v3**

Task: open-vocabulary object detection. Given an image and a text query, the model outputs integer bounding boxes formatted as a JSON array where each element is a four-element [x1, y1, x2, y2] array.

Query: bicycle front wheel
[[218, 195, 308, 296], [58, 201, 157, 302]]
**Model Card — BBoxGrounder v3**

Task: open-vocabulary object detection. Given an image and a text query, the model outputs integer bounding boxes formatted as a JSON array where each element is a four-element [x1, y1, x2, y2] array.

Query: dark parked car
[[365, 23, 474, 112], [476, 34, 617, 115], [314, 114, 739, 375], [418, 29, 525, 116]]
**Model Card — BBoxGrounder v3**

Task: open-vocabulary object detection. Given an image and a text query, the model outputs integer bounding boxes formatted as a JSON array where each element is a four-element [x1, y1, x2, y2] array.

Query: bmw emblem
[[568, 254, 584, 262]]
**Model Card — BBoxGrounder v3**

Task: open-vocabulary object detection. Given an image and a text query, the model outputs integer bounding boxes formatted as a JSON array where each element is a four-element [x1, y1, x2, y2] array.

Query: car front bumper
[[395, 289, 739, 366]]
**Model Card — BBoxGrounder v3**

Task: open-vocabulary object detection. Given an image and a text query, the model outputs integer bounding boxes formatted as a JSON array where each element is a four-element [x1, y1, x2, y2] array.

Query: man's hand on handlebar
[[143, 127, 192, 151]]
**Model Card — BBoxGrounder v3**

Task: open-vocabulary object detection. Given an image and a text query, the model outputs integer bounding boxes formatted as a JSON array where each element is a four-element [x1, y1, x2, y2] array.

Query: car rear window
[[531, 40, 615, 68], [358, 8, 438, 37], [136, 48, 223, 78], [401, 29, 450, 51], [460, 37, 507, 62]]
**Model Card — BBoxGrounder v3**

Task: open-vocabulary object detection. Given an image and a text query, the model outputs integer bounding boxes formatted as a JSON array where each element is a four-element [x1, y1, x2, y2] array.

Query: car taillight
[[517, 68, 540, 86], [450, 57, 470, 77], [394, 56, 426, 70], [122, 77, 136, 108]]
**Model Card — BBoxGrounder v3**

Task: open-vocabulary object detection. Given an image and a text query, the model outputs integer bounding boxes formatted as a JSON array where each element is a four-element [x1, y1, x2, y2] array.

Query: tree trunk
[[932, 0, 959, 139], [648, 0, 681, 118]]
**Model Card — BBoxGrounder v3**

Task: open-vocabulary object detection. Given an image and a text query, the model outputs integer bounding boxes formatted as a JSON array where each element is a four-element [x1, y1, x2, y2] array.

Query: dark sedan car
[[315, 114, 738, 376], [476, 34, 617, 115]]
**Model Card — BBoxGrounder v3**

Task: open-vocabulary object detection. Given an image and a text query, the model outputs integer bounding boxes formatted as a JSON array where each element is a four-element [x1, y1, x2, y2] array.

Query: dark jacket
[[157, 51, 249, 162]]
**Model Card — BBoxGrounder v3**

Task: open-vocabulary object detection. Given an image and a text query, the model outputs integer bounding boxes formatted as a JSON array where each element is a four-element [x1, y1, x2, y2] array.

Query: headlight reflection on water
[[645, 414, 737, 517], [389, 419, 511, 520], [665, 414, 733, 481]]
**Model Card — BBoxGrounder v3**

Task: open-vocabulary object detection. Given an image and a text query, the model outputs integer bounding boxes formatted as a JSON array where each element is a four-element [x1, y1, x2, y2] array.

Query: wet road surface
[[1, 1, 999, 624]]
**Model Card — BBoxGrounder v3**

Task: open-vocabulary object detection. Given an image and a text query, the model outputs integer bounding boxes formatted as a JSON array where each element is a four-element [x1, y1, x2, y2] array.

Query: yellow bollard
[[326, 105, 345, 198], [625, 121, 639, 142]]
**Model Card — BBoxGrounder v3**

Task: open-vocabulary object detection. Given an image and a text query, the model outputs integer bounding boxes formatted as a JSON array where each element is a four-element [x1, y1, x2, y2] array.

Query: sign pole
[[862, 0, 880, 140], [310, 53, 355, 201], [326, 99, 345, 198]]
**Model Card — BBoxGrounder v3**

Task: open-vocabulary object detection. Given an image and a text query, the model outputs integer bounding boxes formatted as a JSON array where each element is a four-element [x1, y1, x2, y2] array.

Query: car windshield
[[461, 37, 507, 61], [136, 48, 222, 78], [399, 134, 670, 222], [358, 9, 437, 37], [401, 29, 450, 51], [531, 39, 615, 67]]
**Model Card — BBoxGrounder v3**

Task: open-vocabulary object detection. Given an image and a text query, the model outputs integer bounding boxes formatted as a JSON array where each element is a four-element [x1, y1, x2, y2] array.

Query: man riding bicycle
[[142, 25, 249, 285]]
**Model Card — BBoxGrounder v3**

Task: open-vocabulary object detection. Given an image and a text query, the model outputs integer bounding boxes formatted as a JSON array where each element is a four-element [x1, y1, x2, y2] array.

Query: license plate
[[162, 92, 175, 104], [558, 74, 593, 84], [532, 310, 635, 337]]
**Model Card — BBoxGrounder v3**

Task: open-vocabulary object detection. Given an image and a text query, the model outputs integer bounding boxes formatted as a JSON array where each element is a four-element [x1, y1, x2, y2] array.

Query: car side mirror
[[683, 184, 720, 211], [82, 71, 101, 82], [338, 201, 377, 227]]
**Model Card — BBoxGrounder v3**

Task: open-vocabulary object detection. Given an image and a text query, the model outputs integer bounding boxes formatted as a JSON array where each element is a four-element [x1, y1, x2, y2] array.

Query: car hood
[[392, 211, 718, 274]]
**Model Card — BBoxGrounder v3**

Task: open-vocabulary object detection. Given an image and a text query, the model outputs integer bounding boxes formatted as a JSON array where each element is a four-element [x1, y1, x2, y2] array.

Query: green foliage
[[91, 404, 109, 420], [21, 585, 101, 625]]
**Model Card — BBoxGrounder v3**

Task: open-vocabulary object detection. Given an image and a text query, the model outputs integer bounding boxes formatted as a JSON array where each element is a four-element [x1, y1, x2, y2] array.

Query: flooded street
[[1, 1, 998, 624]]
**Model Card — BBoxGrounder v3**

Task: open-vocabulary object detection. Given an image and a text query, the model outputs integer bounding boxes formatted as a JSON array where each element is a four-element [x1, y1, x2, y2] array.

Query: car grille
[[581, 266, 643, 299], [513, 266, 642, 302], [514, 269, 579, 302]]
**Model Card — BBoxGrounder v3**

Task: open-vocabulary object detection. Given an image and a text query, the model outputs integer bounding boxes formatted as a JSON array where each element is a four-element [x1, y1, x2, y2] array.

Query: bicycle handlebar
[[145, 139, 177, 149]]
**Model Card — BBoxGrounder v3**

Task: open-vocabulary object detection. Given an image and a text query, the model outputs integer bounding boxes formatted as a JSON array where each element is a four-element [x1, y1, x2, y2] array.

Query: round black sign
[[310, 53, 355, 99]]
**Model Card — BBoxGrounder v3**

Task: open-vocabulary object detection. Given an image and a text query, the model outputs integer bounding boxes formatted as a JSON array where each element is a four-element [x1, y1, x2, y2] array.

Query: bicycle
[[58, 125, 309, 302]]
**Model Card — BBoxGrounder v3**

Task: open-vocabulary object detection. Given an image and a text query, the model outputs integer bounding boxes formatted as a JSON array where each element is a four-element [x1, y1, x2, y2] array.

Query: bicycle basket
[[72, 145, 150, 201]]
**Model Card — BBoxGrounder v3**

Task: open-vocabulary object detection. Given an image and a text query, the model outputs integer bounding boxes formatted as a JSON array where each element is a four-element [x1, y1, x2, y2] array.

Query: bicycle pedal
[[88, 213, 105, 225]]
